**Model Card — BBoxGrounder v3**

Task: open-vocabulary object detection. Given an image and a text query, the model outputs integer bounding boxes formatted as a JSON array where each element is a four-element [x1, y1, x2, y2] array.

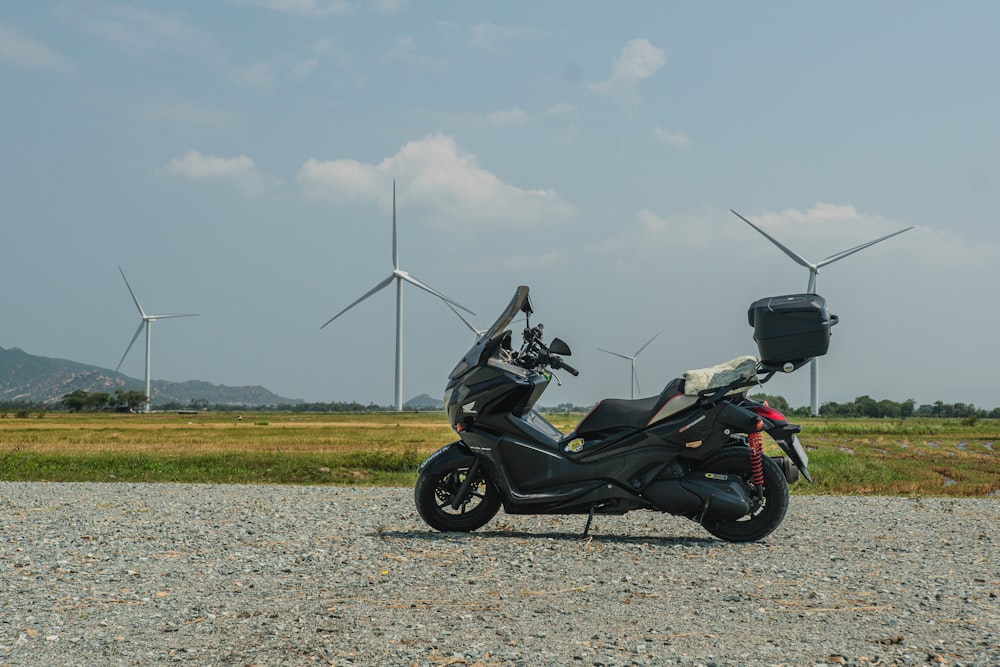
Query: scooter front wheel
[[697, 446, 789, 543], [414, 463, 501, 532]]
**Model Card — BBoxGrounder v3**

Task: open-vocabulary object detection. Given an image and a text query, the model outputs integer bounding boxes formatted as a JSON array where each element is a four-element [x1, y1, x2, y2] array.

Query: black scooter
[[415, 286, 835, 542]]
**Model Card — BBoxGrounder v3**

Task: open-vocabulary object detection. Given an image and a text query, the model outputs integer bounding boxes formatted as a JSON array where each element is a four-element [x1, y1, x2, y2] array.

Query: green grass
[[780, 416, 999, 496], [0, 450, 426, 486], [1, 412, 998, 496]]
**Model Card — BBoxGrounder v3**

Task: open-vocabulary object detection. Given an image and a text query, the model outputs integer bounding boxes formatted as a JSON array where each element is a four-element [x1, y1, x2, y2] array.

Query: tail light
[[749, 404, 787, 424]]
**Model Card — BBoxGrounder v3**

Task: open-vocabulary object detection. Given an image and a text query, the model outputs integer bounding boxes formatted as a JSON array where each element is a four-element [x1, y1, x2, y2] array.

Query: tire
[[414, 462, 501, 532], [697, 446, 789, 543]]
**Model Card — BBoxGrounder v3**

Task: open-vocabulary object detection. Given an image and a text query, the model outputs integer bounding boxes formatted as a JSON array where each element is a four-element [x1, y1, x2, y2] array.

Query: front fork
[[449, 458, 482, 510]]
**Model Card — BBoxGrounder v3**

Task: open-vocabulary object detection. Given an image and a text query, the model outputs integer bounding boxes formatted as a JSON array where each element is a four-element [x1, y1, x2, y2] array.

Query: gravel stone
[[1, 483, 997, 666]]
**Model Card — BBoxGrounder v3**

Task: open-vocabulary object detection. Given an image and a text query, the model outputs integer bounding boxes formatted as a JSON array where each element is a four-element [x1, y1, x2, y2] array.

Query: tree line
[[59, 389, 149, 412], [750, 394, 998, 419], [2, 392, 999, 418]]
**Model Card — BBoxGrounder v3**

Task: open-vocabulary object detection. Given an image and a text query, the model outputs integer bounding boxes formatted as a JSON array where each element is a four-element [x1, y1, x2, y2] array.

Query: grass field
[[1, 411, 998, 496]]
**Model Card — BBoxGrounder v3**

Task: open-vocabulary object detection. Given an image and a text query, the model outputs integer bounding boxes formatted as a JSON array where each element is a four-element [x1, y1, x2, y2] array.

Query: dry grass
[[1, 412, 998, 496], [0, 411, 452, 485], [0, 412, 452, 455]]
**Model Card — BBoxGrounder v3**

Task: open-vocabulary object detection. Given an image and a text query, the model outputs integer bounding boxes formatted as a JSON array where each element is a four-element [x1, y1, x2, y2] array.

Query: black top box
[[748, 294, 836, 366]]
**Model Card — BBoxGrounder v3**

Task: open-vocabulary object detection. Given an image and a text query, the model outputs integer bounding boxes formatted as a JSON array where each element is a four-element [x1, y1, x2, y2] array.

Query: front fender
[[418, 441, 476, 476]]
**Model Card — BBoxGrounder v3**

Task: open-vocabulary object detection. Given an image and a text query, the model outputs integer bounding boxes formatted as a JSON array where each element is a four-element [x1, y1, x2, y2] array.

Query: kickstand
[[581, 506, 596, 539]]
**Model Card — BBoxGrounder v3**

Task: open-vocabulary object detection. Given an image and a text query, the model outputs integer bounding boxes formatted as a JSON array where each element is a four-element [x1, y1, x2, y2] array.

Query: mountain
[[403, 393, 444, 410], [0, 346, 301, 407]]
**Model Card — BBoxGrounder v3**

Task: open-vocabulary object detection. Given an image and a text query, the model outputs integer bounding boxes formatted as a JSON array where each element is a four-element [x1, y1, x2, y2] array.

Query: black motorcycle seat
[[573, 378, 686, 437]]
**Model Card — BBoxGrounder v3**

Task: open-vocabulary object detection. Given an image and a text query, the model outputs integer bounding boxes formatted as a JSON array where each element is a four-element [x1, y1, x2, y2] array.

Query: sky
[[2, 1, 999, 411]]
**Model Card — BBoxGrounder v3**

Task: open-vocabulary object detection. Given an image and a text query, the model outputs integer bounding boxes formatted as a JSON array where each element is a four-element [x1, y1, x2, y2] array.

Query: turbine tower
[[320, 180, 475, 411], [731, 209, 912, 416], [599, 333, 659, 399], [115, 266, 198, 413]]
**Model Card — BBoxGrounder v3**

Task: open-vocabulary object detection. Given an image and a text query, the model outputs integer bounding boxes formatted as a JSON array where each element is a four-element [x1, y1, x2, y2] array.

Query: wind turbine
[[599, 333, 660, 399], [731, 209, 913, 416], [115, 266, 199, 413], [320, 180, 475, 411]]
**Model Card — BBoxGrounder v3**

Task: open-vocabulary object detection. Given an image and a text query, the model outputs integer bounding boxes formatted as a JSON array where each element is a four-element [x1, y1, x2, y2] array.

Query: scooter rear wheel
[[414, 464, 501, 532], [697, 446, 789, 543]]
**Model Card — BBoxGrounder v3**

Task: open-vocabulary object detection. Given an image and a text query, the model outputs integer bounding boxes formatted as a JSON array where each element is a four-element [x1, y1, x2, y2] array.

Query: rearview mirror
[[549, 337, 571, 356]]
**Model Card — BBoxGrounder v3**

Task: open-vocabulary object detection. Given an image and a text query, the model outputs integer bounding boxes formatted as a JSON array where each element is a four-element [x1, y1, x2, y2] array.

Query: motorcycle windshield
[[448, 286, 532, 380]]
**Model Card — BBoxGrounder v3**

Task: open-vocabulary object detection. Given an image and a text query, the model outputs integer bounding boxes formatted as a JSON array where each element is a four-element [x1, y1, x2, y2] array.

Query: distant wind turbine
[[599, 333, 660, 399], [731, 209, 913, 416], [320, 180, 475, 411], [115, 266, 199, 413]]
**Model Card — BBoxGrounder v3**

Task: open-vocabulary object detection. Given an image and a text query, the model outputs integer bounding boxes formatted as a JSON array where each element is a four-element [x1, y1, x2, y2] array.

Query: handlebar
[[516, 324, 580, 377], [550, 356, 579, 376]]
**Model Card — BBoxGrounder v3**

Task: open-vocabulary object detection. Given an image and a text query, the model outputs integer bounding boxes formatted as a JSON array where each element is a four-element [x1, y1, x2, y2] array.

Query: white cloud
[[612, 204, 911, 255], [229, 62, 277, 90], [473, 248, 568, 273], [590, 204, 993, 280], [589, 209, 720, 268], [291, 56, 320, 77], [744, 203, 902, 247], [231, 0, 352, 16], [134, 99, 237, 129], [486, 107, 529, 126], [64, 4, 204, 53], [232, 0, 399, 15], [588, 38, 666, 115], [741, 203, 993, 270], [547, 103, 578, 118], [165, 150, 278, 197], [652, 125, 692, 149], [296, 134, 575, 227], [546, 103, 580, 142], [167, 151, 254, 179], [0, 22, 73, 75], [291, 37, 352, 77], [470, 20, 547, 51], [372, 0, 408, 14], [382, 36, 449, 69]]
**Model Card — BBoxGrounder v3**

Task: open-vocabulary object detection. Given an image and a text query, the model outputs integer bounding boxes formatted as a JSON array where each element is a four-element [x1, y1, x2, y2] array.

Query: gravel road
[[1, 482, 997, 667]]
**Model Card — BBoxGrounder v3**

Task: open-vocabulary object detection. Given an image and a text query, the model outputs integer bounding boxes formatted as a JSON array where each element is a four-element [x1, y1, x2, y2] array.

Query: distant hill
[[403, 393, 444, 410], [0, 346, 301, 407]]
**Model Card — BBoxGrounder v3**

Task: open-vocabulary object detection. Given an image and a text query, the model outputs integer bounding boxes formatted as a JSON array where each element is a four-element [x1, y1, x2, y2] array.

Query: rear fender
[[766, 424, 812, 483], [418, 441, 475, 476]]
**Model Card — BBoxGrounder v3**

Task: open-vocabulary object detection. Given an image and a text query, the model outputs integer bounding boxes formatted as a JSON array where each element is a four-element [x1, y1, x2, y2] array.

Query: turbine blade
[[392, 180, 398, 271], [598, 348, 632, 361], [116, 320, 145, 372], [399, 272, 476, 315], [816, 226, 914, 268], [147, 313, 199, 320], [731, 210, 815, 270], [118, 265, 146, 317], [633, 365, 641, 397], [446, 302, 483, 338], [634, 332, 660, 357], [320, 275, 394, 329]]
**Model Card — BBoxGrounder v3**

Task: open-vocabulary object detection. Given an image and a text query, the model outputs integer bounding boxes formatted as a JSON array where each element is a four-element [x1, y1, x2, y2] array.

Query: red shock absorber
[[748, 431, 765, 487]]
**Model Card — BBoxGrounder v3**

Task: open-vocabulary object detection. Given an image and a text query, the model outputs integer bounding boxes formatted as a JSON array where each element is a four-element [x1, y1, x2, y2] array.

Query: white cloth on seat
[[683, 356, 758, 396]]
